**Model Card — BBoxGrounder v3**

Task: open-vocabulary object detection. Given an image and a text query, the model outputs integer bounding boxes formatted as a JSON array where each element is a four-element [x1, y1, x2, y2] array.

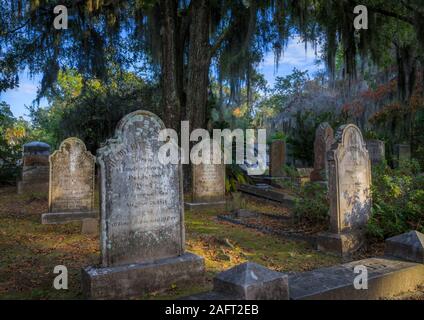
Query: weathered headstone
[[317, 124, 372, 256], [185, 144, 226, 210], [17, 141, 50, 194], [82, 110, 204, 299], [41, 138, 97, 228], [366, 139, 385, 166], [393, 144, 411, 168], [269, 140, 286, 177], [311, 123, 334, 182]]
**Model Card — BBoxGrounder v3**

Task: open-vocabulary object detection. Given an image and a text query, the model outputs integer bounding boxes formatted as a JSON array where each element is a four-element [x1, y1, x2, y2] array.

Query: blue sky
[[1, 36, 321, 121]]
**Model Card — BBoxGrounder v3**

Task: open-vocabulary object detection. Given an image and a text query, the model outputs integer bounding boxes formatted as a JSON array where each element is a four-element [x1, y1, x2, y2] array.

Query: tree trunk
[[185, 0, 211, 130], [159, 0, 181, 131], [183, 0, 212, 193]]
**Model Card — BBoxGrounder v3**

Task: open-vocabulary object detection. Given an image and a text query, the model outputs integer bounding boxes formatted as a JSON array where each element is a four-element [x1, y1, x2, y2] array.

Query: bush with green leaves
[[293, 182, 329, 224], [226, 163, 251, 192], [367, 160, 424, 240]]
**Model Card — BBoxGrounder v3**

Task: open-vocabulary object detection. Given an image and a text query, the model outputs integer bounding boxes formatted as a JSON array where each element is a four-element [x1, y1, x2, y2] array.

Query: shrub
[[293, 182, 329, 224], [367, 160, 424, 240]]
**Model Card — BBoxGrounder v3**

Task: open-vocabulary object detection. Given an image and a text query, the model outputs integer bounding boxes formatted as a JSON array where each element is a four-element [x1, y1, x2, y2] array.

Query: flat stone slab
[[289, 257, 424, 300], [184, 201, 226, 211], [238, 184, 294, 207], [82, 252, 205, 299], [41, 211, 98, 224], [385, 231, 424, 263]]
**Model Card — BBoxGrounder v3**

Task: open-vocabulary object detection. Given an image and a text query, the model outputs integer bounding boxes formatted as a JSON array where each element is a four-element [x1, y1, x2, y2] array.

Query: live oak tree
[[0, 0, 423, 132]]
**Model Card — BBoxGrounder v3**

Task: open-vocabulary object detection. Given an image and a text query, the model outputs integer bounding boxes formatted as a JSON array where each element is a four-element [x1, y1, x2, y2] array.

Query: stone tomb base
[[82, 252, 205, 299], [17, 181, 49, 195], [41, 211, 99, 235], [316, 231, 365, 257], [184, 200, 226, 211], [41, 211, 98, 224], [289, 257, 424, 300]]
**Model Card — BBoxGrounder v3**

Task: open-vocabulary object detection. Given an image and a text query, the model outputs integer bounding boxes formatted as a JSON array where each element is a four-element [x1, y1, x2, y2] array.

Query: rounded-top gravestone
[[317, 124, 372, 257], [42, 137, 97, 227], [97, 110, 185, 267], [82, 110, 204, 299]]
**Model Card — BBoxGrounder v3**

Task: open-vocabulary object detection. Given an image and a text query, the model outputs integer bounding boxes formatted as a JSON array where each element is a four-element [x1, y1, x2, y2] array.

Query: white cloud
[[261, 36, 321, 67]]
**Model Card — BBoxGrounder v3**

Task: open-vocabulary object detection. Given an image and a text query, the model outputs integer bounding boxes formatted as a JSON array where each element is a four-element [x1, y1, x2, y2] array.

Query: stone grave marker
[[311, 123, 334, 182], [186, 142, 226, 210], [82, 110, 204, 299], [42, 138, 97, 229], [317, 124, 372, 256], [269, 140, 286, 177], [393, 144, 411, 168], [366, 139, 385, 166], [17, 141, 50, 194]]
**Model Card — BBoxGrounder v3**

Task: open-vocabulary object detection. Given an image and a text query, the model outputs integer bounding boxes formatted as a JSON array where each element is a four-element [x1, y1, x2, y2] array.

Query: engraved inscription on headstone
[[366, 140, 385, 166], [269, 140, 286, 177], [311, 123, 334, 181], [49, 138, 95, 213], [97, 110, 184, 267], [192, 145, 225, 203], [328, 124, 371, 233]]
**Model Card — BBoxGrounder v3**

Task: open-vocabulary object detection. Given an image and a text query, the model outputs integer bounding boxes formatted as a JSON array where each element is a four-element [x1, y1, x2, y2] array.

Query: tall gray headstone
[[269, 140, 286, 177], [393, 144, 411, 168], [311, 123, 334, 182], [17, 141, 50, 194], [82, 110, 204, 299], [366, 139, 385, 166], [317, 124, 372, 256], [41, 138, 97, 227]]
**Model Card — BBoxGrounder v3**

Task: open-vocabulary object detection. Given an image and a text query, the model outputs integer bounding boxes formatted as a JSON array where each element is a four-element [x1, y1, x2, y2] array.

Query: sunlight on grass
[[0, 189, 340, 299]]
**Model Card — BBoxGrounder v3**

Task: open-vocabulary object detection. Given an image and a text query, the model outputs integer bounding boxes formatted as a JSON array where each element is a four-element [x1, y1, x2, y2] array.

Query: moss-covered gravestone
[[82, 110, 204, 299]]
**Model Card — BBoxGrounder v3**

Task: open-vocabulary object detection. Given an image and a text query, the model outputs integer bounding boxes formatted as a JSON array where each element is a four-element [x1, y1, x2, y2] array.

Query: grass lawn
[[0, 186, 341, 300]]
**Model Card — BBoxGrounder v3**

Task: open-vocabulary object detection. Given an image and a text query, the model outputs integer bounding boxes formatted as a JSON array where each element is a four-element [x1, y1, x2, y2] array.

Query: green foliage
[[0, 102, 27, 183], [287, 110, 345, 166], [269, 131, 287, 144], [28, 68, 160, 152], [226, 164, 251, 193], [293, 182, 329, 224], [367, 161, 424, 240]]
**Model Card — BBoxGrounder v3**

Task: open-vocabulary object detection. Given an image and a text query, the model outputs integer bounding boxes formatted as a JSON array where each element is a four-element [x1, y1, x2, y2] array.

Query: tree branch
[[348, 0, 414, 25], [209, 26, 232, 59], [2, 19, 30, 36]]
